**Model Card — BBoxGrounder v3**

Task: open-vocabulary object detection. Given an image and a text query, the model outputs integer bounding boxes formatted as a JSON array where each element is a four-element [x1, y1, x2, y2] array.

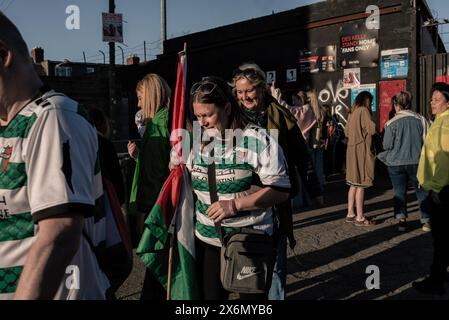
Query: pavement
[[115, 170, 449, 300]]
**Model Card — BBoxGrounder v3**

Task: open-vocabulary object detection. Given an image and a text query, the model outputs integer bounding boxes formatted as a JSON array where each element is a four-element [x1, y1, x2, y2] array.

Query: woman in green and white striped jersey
[[187, 76, 291, 300]]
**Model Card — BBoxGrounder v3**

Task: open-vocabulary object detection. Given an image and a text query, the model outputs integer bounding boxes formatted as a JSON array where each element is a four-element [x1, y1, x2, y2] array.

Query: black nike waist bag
[[220, 228, 275, 294]]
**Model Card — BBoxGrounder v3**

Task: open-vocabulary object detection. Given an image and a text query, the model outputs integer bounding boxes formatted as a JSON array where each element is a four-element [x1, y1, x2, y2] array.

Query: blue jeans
[[387, 165, 429, 223], [268, 234, 287, 300]]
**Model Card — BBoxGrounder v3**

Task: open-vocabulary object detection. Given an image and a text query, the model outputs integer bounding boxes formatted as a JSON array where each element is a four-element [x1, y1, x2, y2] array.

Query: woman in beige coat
[[344, 91, 376, 226]]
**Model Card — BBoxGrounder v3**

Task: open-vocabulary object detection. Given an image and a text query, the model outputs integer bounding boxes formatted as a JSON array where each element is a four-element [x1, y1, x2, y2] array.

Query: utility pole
[[109, 0, 116, 67], [161, 0, 166, 54], [108, 0, 117, 136]]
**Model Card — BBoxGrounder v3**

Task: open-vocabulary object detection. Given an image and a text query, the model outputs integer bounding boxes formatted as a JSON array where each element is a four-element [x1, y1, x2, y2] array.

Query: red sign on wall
[[379, 80, 406, 132]]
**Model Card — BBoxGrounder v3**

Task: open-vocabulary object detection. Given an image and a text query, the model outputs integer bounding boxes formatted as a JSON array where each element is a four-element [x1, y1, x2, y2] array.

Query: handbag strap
[[207, 142, 225, 245]]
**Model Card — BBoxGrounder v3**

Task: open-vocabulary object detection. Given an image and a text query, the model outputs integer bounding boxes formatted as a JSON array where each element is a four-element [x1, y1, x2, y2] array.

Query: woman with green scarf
[[127, 73, 172, 300]]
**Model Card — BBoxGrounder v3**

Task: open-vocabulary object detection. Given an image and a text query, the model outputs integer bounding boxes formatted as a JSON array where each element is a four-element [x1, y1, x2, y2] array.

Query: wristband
[[230, 199, 238, 215]]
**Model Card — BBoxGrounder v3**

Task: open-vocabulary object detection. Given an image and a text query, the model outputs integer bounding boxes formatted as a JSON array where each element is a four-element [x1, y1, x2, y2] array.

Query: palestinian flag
[[136, 50, 199, 299]]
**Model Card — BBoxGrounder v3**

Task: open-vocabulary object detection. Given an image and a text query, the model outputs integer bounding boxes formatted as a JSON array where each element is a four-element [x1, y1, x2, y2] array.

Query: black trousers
[[196, 239, 267, 300], [426, 195, 449, 282]]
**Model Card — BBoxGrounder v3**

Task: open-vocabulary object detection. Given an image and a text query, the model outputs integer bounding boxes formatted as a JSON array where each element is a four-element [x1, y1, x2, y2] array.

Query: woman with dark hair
[[87, 106, 125, 206], [344, 91, 377, 226], [413, 82, 449, 295], [187, 76, 291, 300]]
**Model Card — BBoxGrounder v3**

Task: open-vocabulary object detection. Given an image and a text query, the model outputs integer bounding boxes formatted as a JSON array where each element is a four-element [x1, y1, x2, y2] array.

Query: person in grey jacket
[[378, 91, 430, 232]]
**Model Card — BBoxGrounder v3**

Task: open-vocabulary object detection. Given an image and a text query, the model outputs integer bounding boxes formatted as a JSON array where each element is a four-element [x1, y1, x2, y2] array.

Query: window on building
[[86, 67, 95, 74], [55, 66, 72, 77]]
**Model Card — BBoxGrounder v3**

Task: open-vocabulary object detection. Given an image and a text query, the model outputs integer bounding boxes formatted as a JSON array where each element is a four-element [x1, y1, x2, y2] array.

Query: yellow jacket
[[417, 109, 449, 192]]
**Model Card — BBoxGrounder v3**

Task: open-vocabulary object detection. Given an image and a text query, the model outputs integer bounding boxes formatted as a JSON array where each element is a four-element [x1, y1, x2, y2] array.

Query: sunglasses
[[190, 79, 227, 100], [232, 68, 261, 80]]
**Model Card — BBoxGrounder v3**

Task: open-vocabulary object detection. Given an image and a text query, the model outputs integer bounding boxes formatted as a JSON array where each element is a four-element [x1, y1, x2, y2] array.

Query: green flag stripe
[[0, 113, 37, 139], [170, 241, 199, 300], [192, 176, 252, 194], [0, 212, 34, 242], [0, 266, 23, 294], [195, 221, 239, 239], [0, 163, 27, 190]]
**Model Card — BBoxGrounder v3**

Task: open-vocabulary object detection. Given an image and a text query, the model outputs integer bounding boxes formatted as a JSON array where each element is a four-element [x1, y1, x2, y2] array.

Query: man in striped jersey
[[0, 11, 109, 299]]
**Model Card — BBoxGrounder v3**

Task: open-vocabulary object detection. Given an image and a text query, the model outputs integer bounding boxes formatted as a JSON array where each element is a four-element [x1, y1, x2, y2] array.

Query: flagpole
[[166, 219, 175, 300], [166, 43, 187, 300]]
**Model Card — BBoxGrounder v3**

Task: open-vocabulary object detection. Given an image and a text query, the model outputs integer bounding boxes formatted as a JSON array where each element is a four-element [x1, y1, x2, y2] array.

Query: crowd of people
[[1, 11, 449, 300]]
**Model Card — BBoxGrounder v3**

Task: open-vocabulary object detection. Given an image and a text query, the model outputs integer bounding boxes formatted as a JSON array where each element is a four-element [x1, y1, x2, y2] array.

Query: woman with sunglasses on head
[[187, 76, 291, 300], [231, 63, 322, 300], [127, 73, 172, 300], [344, 91, 377, 226]]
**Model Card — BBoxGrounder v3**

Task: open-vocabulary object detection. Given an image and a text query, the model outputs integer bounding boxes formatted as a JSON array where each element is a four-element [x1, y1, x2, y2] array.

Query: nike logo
[[236, 266, 260, 280]]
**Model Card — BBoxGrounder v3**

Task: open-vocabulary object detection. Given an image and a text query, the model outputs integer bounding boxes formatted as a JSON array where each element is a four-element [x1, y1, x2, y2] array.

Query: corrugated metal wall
[[419, 53, 449, 118]]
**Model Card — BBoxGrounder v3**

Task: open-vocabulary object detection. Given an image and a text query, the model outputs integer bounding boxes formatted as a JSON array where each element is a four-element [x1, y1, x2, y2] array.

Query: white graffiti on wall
[[318, 80, 350, 128]]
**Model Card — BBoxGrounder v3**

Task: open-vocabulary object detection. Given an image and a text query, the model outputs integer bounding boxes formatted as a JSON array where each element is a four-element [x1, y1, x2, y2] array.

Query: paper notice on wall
[[381, 48, 408, 79]]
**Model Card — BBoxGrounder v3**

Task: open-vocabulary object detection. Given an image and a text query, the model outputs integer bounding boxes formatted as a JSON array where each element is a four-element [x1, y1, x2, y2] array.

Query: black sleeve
[[98, 135, 126, 206], [289, 125, 322, 198]]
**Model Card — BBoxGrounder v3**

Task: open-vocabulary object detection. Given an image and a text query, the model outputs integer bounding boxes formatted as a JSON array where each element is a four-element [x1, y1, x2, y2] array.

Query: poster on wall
[[339, 22, 379, 68], [299, 45, 337, 73], [381, 48, 409, 79], [343, 68, 361, 88], [379, 80, 406, 131], [351, 84, 377, 112]]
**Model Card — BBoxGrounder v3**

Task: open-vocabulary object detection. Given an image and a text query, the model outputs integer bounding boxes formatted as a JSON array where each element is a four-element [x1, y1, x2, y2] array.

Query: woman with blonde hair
[[306, 90, 326, 193], [232, 63, 322, 300], [344, 91, 377, 226], [127, 73, 172, 300], [270, 84, 325, 194]]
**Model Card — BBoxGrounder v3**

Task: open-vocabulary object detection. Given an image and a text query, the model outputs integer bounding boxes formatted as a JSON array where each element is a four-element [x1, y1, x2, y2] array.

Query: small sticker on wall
[[286, 69, 297, 83], [266, 71, 276, 84]]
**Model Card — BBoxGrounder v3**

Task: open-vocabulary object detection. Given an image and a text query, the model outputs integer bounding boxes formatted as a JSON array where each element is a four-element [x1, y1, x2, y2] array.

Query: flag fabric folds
[[136, 51, 199, 300]]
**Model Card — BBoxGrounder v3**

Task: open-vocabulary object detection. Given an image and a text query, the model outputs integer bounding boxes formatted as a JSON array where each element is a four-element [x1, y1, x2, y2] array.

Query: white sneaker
[[422, 223, 431, 232]]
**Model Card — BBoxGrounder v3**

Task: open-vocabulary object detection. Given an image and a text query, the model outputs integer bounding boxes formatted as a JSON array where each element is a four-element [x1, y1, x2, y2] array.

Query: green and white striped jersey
[[187, 125, 291, 247], [0, 90, 109, 300]]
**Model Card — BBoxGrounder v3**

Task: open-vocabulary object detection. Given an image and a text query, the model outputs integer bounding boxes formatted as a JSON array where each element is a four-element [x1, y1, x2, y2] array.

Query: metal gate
[[419, 53, 449, 118]]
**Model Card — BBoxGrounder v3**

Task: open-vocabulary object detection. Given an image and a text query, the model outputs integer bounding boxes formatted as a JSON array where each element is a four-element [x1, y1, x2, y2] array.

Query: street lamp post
[[98, 50, 106, 64], [117, 45, 124, 65]]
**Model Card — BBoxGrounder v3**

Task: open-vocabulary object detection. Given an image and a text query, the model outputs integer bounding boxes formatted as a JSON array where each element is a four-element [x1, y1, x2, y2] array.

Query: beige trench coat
[[345, 107, 376, 187]]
